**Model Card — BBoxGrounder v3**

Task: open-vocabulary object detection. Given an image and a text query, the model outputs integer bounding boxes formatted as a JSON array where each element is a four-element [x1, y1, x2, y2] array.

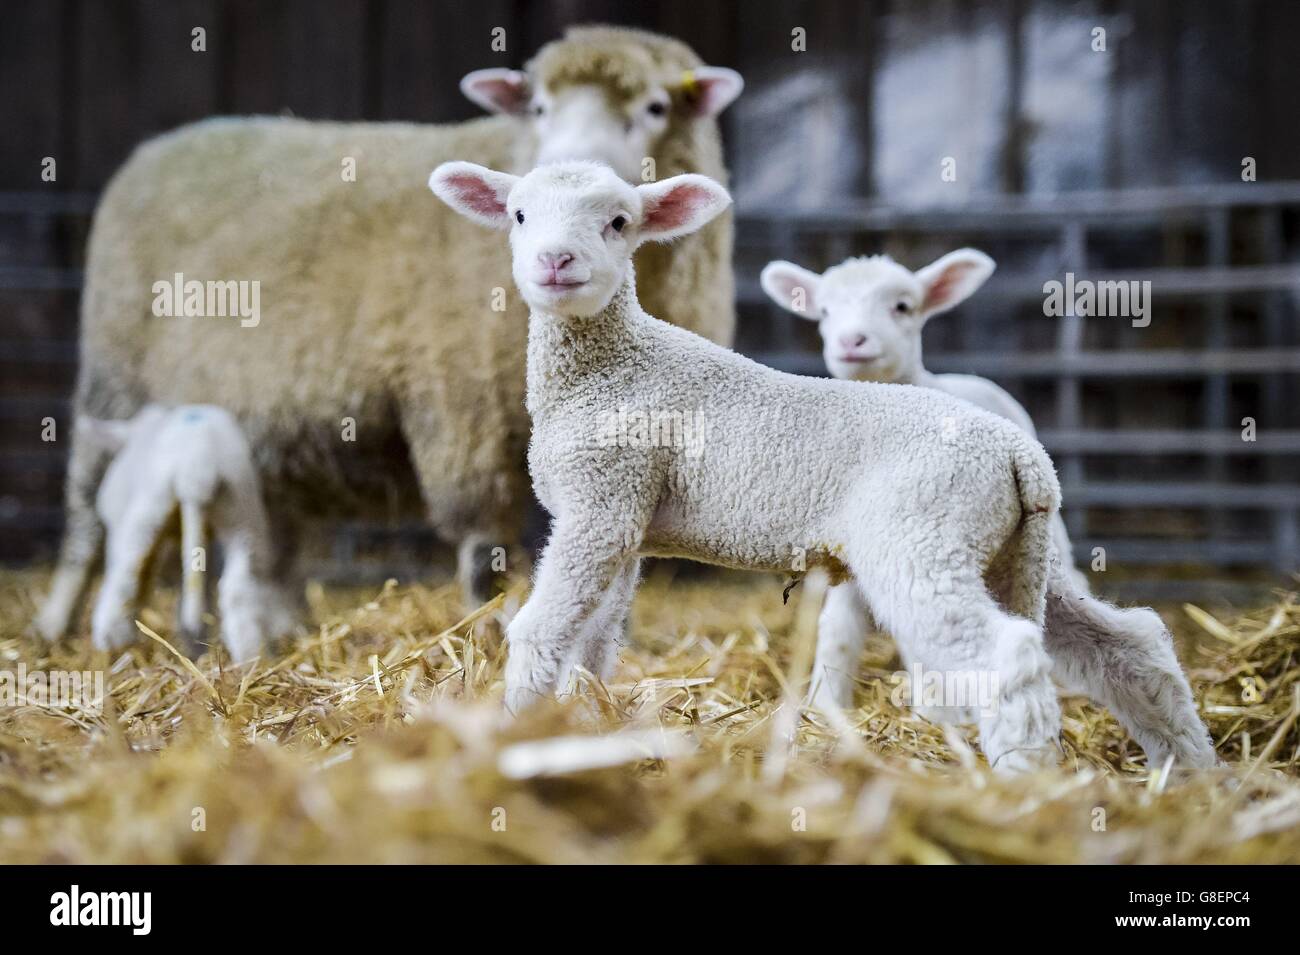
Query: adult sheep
[[37, 26, 744, 640]]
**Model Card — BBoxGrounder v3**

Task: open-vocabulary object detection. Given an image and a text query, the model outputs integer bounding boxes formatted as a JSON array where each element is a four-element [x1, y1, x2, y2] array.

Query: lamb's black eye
[[532, 104, 544, 116], [647, 101, 666, 116], [611, 215, 627, 233], [895, 300, 910, 314], [515, 210, 525, 224]]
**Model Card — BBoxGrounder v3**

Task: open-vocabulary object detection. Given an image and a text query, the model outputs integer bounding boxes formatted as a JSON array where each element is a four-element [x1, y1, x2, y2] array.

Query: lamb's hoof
[[92, 615, 136, 653], [34, 604, 69, 642]]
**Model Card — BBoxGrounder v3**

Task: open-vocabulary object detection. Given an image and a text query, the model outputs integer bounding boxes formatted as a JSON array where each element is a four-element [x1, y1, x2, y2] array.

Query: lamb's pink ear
[[428, 162, 518, 230], [915, 248, 996, 317], [760, 261, 822, 319], [635, 174, 731, 243], [459, 68, 531, 115], [682, 66, 744, 117]]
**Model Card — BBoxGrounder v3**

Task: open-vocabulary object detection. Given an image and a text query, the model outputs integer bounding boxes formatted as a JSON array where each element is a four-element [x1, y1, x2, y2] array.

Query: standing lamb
[[761, 252, 1216, 768], [432, 158, 1075, 774], [37, 26, 744, 642], [82, 405, 291, 663]]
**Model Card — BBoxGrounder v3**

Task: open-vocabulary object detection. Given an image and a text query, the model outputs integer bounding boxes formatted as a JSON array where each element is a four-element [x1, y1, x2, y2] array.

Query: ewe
[[762, 252, 1215, 768], [82, 405, 290, 662], [433, 159, 1078, 774], [38, 26, 744, 643]]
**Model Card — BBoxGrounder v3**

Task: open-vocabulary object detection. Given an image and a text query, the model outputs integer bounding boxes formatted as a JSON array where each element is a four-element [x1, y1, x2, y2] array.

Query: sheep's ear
[[635, 174, 731, 243], [915, 248, 996, 317], [681, 66, 744, 117], [76, 416, 132, 453], [760, 261, 822, 319], [429, 161, 518, 230], [459, 68, 531, 115]]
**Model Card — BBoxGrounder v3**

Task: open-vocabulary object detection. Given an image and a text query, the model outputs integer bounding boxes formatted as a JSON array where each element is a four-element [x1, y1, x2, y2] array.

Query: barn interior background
[[2, 0, 1297, 603]]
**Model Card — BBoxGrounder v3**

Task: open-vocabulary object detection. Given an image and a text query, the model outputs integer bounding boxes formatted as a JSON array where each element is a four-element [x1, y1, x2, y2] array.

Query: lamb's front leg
[[504, 516, 643, 712]]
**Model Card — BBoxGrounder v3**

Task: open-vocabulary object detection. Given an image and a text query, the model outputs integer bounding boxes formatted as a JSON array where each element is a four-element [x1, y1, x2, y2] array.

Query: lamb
[[81, 404, 290, 662], [432, 158, 1075, 774], [760, 251, 1089, 591], [37, 26, 744, 643], [761, 252, 1216, 768]]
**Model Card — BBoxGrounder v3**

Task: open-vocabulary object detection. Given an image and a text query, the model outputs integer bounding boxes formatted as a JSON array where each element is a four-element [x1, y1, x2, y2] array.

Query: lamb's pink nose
[[538, 252, 574, 272], [839, 332, 869, 350]]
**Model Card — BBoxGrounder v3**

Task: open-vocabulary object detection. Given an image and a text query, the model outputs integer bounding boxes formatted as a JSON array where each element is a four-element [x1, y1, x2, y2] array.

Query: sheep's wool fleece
[[526, 278, 1061, 582], [77, 26, 734, 543]]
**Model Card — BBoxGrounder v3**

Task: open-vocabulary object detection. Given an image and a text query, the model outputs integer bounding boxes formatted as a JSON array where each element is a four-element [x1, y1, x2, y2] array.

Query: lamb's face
[[505, 164, 641, 316], [814, 258, 929, 382], [431, 160, 732, 319], [761, 250, 997, 383], [459, 63, 742, 183]]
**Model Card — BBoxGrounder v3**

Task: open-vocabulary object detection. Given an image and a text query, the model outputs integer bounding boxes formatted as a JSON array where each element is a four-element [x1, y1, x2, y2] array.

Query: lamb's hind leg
[[91, 494, 175, 653], [857, 556, 1060, 775], [1043, 568, 1216, 769]]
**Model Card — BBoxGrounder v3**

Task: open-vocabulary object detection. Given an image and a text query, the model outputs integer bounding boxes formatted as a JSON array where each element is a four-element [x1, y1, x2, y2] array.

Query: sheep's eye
[[647, 101, 666, 116], [515, 210, 525, 225], [611, 215, 627, 233], [894, 301, 911, 314], [531, 104, 544, 116]]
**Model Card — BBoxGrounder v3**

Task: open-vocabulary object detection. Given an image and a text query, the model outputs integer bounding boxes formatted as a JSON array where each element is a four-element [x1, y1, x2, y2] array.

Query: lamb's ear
[[76, 416, 132, 454], [460, 68, 531, 115], [760, 261, 822, 319], [635, 174, 731, 243], [681, 66, 744, 117], [915, 248, 996, 317], [429, 161, 518, 230]]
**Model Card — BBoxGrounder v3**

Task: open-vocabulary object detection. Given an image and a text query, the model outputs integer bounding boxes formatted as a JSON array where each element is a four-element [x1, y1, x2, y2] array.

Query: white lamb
[[80, 404, 290, 662], [760, 253, 1216, 768], [431, 159, 1080, 774]]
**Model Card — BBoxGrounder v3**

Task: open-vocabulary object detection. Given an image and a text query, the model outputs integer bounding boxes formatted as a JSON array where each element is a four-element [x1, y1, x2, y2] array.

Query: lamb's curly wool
[[38, 26, 739, 643]]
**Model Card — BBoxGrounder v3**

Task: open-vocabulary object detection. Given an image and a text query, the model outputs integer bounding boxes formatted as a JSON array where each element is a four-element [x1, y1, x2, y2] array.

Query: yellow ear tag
[[680, 69, 698, 97]]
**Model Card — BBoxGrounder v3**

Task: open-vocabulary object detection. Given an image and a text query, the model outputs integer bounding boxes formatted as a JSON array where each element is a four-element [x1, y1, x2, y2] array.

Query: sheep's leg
[[177, 500, 208, 653], [36, 426, 112, 640], [807, 582, 871, 712], [858, 560, 1060, 775], [90, 495, 175, 653], [457, 533, 502, 607], [569, 557, 641, 686], [215, 528, 268, 664], [504, 516, 643, 713], [1043, 570, 1216, 768]]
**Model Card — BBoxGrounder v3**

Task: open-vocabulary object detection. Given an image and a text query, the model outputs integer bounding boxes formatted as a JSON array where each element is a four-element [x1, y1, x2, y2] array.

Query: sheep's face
[[430, 160, 732, 318], [761, 251, 996, 383], [459, 65, 743, 183]]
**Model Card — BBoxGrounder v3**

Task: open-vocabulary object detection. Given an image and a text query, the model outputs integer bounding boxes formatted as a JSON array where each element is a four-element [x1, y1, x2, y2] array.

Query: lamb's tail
[[997, 436, 1061, 624]]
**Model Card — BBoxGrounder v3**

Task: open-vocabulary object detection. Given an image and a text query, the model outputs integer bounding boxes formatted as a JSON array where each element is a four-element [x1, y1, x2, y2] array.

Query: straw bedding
[[1, 566, 1297, 863]]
